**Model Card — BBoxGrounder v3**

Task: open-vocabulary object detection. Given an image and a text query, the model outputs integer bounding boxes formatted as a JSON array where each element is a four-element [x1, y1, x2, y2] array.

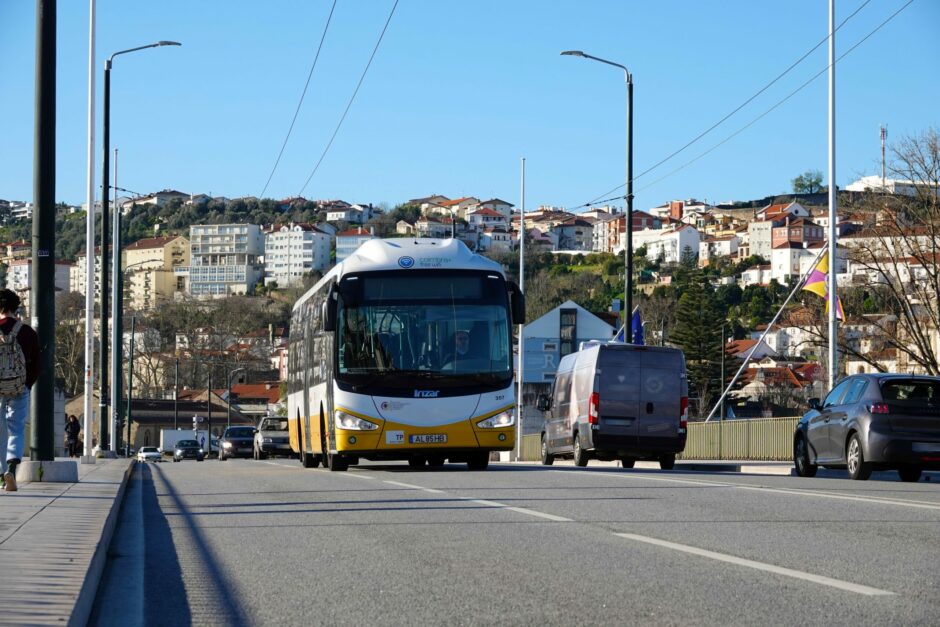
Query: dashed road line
[[615, 532, 896, 596]]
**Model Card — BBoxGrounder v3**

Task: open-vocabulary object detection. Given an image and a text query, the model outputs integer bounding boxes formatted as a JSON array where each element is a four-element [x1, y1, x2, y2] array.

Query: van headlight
[[336, 411, 379, 431], [477, 410, 515, 429]]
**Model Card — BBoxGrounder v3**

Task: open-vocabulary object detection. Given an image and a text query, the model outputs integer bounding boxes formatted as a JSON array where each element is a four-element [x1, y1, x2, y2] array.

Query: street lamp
[[227, 367, 246, 429], [100, 40, 180, 452], [561, 50, 634, 340]]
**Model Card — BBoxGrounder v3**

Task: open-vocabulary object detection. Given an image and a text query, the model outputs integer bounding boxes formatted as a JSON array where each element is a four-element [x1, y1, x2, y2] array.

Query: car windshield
[[337, 272, 511, 389], [881, 379, 940, 404], [177, 440, 198, 447], [140, 447, 158, 453], [225, 428, 255, 438], [260, 419, 288, 431]]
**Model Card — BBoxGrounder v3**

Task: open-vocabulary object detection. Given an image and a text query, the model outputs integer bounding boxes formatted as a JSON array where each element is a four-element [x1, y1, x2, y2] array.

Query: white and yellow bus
[[287, 238, 525, 471]]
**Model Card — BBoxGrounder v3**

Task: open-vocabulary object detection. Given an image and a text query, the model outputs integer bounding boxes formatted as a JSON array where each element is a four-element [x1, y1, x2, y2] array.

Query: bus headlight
[[476, 411, 515, 429], [336, 411, 379, 431]]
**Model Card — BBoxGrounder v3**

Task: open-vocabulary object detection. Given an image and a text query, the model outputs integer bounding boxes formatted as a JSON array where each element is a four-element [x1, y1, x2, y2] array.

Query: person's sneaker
[[3, 472, 16, 492]]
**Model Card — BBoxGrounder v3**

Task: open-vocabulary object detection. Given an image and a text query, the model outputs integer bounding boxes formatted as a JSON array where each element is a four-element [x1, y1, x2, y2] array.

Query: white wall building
[[264, 223, 332, 287], [187, 224, 264, 297], [335, 227, 376, 264], [633, 224, 701, 263]]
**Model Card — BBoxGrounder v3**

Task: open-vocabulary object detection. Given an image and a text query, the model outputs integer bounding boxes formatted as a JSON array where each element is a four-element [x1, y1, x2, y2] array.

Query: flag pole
[[704, 244, 829, 422], [827, 0, 839, 390]]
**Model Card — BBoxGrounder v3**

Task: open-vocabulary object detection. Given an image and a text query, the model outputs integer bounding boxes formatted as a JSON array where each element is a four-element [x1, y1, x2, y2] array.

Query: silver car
[[254, 417, 291, 460], [793, 374, 940, 481]]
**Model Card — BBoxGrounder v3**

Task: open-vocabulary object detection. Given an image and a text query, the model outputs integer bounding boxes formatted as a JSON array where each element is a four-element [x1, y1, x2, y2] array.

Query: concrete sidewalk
[[0, 458, 134, 627]]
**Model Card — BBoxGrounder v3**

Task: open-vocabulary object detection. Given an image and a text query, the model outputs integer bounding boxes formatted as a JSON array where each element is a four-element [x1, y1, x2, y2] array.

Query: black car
[[219, 426, 256, 461], [173, 439, 205, 462], [794, 374, 940, 481]]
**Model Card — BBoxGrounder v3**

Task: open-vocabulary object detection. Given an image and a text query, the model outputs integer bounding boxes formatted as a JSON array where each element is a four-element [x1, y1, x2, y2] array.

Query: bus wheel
[[427, 455, 445, 468], [328, 453, 348, 472], [408, 457, 426, 468], [467, 453, 489, 471], [301, 447, 318, 469]]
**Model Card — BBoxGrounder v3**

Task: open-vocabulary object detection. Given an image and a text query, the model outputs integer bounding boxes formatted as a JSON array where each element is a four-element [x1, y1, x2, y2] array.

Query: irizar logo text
[[414, 390, 440, 398]]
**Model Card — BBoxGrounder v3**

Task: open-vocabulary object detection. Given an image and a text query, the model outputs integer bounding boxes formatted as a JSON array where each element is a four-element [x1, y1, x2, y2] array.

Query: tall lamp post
[[99, 40, 180, 452], [227, 367, 246, 429], [561, 50, 634, 339]]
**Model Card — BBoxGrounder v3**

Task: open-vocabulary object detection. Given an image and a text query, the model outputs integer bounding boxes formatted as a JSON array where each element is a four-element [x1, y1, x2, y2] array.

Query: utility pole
[[174, 357, 179, 430], [126, 315, 135, 455], [30, 0, 56, 462], [881, 125, 887, 190]]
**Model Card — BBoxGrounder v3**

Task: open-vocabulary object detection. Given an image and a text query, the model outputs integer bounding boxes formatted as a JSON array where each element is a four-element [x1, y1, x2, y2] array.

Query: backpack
[[0, 320, 27, 397]]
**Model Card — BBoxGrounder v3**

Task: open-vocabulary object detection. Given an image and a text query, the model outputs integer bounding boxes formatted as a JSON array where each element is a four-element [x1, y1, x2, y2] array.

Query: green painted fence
[[519, 416, 800, 462]]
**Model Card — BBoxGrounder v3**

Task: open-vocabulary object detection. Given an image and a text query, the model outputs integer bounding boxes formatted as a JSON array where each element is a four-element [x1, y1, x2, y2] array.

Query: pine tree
[[670, 274, 723, 418]]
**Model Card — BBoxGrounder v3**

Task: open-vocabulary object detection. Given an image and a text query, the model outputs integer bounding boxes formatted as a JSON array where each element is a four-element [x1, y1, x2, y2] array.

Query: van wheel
[[621, 457, 635, 469], [573, 434, 589, 467], [898, 466, 922, 482], [540, 435, 554, 466], [659, 454, 676, 470]]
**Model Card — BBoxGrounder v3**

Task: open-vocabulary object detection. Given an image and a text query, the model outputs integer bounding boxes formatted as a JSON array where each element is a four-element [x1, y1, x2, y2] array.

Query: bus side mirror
[[323, 283, 337, 332], [536, 394, 551, 411], [508, 281, 526, 324]]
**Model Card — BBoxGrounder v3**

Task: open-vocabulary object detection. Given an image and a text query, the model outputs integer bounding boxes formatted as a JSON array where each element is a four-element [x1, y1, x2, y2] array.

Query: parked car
[[793, 374, 940, 481], [137, 446, 161, 463], [173, 439, 205, 462], [219, 426, 255, 461], [537, 342, 688, 469], [254, 417, 291, 459]]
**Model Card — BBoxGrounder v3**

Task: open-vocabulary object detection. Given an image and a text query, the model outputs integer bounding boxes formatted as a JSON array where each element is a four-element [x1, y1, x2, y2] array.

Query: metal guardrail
[[519, 417, 800, 462]]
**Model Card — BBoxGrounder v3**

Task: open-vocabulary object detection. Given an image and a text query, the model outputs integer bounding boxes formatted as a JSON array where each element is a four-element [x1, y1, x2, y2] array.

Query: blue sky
[[1, 1, 937, 213]]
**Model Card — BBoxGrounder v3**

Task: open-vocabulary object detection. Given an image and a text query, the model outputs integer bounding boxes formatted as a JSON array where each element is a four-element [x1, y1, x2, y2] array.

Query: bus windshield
[[336, 272, 511, 388]]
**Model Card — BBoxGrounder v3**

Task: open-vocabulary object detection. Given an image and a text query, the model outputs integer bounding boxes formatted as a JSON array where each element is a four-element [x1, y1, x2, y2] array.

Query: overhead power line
[[569, 0, 879, 212], [298, 0, 399, 197], [259, 0, 339, 200]]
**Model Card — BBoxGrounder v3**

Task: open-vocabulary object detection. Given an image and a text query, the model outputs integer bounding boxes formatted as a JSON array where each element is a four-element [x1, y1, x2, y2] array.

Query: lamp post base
[[16, 460, 79, 483]]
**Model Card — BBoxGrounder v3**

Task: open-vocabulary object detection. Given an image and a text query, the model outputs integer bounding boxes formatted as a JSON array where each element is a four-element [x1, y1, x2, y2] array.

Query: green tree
[[791, 169, 824, 194], [669, 276, 723, 418]]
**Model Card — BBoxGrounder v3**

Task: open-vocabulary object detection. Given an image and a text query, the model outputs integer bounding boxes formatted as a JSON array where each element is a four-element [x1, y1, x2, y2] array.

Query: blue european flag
[[631, 307, 644, 345]]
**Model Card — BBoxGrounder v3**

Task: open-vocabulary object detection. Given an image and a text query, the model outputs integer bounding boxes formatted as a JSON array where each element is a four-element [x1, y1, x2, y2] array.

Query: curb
[[69, 460, 136, 627]]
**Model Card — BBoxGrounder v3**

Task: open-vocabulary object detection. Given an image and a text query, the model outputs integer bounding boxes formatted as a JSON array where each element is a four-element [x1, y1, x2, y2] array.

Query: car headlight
[[477, 410, 515, 429], [198, 449, 204, 454], [222, 442, 233, 449], [262, 437, 273, 443], [335, 411, 379, 431], [175, 449, 182, 455]]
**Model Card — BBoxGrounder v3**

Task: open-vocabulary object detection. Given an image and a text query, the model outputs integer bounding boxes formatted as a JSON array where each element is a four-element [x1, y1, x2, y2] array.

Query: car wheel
[[467, 452, 489, 470], [573, 434, 589, 467], [621, 457, 635, 469], [426, 455, 444, 467], [898, 466, 922, 482], [659, 454, 676, 470], [793, 435, 818, 477], [219, 452, 226, 461], [540, 435, 554, 466], [259, 449, 268, 460], [846, 433, 872, 480], [408, 457, 426, 468]]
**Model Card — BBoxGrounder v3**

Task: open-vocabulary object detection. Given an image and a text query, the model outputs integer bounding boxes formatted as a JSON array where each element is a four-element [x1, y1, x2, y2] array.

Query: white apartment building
[[264, 223, 332, 287], [335, 227, 376, 264], [699, 235, 739, 266], [634, 224, 701, 264], [846, 175, 940, 197], [70, 247, 109, 300], [9, 259, 71, 310], [187, 224, 264, 297]]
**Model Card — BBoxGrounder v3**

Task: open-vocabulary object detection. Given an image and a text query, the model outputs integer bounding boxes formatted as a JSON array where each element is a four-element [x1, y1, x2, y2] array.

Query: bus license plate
[[410, 434, 447, 444]]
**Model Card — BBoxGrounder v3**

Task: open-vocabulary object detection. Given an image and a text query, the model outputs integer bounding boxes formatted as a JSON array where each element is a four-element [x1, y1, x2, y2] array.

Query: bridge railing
[[518, 416, 800, 462]]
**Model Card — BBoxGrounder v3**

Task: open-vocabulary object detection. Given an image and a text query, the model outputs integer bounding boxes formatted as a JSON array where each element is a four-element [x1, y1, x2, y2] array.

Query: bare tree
[[55, 292, 86, 396]]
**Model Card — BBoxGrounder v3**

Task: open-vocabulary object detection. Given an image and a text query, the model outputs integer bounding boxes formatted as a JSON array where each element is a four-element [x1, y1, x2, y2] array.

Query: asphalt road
[[91, 457, 940, 626]]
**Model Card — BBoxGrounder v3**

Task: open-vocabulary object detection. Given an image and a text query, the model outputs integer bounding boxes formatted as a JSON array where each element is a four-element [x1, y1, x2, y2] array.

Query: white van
[[537, 343, 688, 469]]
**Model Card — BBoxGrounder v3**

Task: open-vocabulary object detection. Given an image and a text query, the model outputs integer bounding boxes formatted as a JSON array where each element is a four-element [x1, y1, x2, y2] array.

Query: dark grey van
[[537, 342, 688, 469]]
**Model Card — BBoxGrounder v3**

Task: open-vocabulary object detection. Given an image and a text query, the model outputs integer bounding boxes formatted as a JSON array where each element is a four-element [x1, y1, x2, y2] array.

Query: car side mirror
[[808, 397, 821, 410], [536, 394, 551, 411], [253, 428, 259, 434]]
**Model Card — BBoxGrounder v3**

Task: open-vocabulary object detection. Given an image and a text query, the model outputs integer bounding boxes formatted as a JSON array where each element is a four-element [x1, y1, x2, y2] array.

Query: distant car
[[219, 426, 255, 461], [137, 446, 162, 463], [254, 417, 291, 459], [794, 374, 940, 481], [173, 439, 205, 462]]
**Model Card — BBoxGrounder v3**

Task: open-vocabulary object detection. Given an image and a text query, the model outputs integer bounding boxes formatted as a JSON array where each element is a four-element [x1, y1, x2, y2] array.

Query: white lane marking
[[616, 533, 895, 597], [381, 481, 572, 521], [258, 460, 301, 469], [343, 472, 374, 480], [554, 469, 940, 511], [383, 480, 446, 494], [468, 498, 573, 522]]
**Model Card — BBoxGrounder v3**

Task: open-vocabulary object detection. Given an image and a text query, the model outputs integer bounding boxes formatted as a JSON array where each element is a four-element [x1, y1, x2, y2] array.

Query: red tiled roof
[[440, 197, 472, 207], [740, 366, 806, 389], [125, 236, 180, 251], [469, 208, 504, 217], [336, 227, 373, 237], [230, 383, 281, 404]]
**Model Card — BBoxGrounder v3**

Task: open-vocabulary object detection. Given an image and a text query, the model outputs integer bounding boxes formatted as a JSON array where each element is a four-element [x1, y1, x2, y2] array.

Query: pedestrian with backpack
[[0, 290, 39, 492]]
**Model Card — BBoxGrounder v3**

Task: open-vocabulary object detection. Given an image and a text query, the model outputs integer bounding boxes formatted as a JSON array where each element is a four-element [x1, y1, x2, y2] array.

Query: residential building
[[698, 235, 739, 266], [467, 208, 508, 231], [70, 246, 110, 300], [475, 198, 514, 219], [478, 228, 513, 253], [552, 218, 594, 251], [123, 235, 190, 310], [8, 259, 71, 312], [415, 216, 453, 238], [437, 197, 481, 220], [633, 224, 701, 263], [771, 217, 824, 249], [335, 227, 376, 264], [119, 189, 189, 214], [187, 224, 264, 297], [264, 223, 332, 288], [846, 175, 940, 197], [739, 264, 772, 287], [326, 203, 374, 224], [395, 220, 415, 236]]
